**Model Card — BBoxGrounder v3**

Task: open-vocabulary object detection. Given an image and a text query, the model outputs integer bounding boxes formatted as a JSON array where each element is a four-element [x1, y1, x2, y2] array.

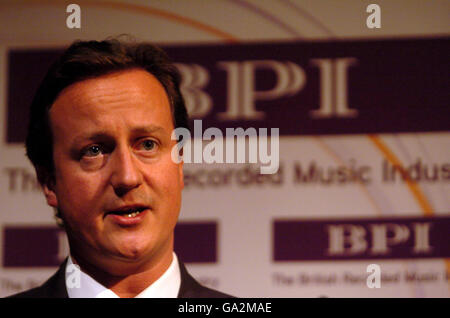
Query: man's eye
[[83, 145, 102, 157], [142, 139, 156, 151]]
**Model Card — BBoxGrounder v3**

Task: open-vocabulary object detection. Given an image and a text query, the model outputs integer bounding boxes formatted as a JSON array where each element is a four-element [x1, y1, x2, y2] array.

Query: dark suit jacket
[[7, 259, 231, 298]]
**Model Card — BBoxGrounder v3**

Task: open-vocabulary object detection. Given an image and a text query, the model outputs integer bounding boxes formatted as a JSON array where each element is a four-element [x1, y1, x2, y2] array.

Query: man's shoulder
[[7, 286, 49, 298], [5, 261, 68, 298], [177, 261, 234, 298]]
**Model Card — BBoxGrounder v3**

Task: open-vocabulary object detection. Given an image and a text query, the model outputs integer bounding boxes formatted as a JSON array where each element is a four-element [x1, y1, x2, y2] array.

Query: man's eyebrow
[[72, 131, 111, 145], [72, 126, 167, 144], [131, 125, 167, 135]]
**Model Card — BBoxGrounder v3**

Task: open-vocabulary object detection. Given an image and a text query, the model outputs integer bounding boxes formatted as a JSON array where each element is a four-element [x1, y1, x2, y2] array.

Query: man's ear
[[43, 182, 58, 208], [37, 167, 58, 208]]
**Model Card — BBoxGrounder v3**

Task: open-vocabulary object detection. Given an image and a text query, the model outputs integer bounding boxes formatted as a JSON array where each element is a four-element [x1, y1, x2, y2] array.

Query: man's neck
[[109, 253, 173, 298], [70, 249, 174, 298]]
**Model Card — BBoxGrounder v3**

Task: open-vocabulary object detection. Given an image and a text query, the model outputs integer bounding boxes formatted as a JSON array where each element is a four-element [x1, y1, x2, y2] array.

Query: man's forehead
[[48, 69, 174, 139], [51, 69, 170, 115]]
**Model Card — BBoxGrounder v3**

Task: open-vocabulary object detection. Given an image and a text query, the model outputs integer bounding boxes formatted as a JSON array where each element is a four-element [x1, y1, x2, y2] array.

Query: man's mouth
[[106, 206, 148, 218]]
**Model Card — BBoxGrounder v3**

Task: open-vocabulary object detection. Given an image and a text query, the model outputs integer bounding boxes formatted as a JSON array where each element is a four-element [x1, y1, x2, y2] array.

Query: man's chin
[[103, 239, 172, 275], [109, 240, 152, 262], [94, 248, 153, 276]]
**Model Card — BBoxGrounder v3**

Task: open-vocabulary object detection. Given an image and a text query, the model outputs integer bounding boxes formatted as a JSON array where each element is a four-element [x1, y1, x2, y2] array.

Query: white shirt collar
[[65, 253, 181, 298]]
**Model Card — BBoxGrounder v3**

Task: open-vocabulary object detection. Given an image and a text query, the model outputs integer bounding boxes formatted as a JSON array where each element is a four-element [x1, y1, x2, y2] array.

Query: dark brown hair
[[25, 38, 188, 186]]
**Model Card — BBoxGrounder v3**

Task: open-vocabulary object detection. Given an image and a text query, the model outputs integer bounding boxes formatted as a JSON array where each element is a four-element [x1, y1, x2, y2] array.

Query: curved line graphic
[[8, 0, 239, 43], [313, 136, 384, 217], [227, 0, 304, 37], [279, 0, 336, 38], [368, 134, 434, 216], [392, 134, 439, 212], [414, 134, 450, 208]]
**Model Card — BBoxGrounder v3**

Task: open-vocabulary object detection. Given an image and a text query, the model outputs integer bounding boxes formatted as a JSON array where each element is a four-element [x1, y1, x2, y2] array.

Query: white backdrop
[[0, 0, 449, 297]]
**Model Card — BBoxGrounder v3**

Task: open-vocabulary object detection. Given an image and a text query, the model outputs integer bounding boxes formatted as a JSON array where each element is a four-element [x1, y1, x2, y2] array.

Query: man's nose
[[109, 147, 142, 196]]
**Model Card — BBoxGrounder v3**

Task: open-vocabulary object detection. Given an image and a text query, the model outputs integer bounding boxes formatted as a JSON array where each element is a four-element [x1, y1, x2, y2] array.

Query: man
[[10, 38, 230, 298]]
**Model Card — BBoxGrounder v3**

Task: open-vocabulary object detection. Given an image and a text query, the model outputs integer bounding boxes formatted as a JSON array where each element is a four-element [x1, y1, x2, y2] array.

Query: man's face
[[46, 69, 183, 274]]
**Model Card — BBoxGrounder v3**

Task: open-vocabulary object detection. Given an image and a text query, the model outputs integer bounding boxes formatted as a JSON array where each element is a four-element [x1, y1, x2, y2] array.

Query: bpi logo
[[273, 217, 449, 261], [8, 40, 447, 144], [175, 58, 358, 120], [326, 222, 432, 256]]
